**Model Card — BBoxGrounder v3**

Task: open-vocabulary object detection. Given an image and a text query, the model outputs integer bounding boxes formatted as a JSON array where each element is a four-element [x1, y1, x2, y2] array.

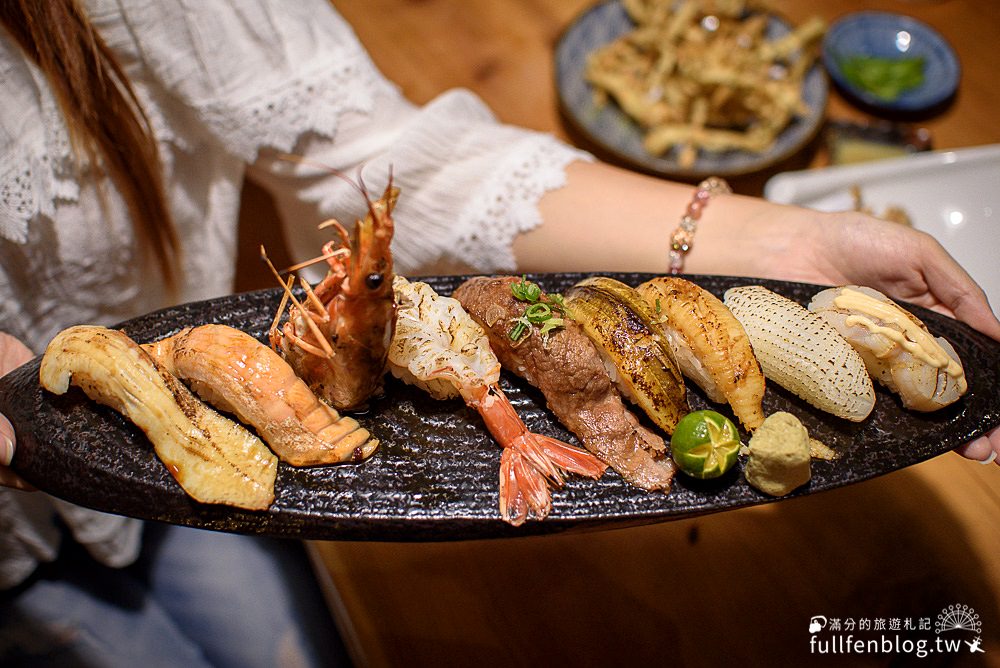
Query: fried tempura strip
[[584, 0, 826, 162], [40, 325, 277, 509]]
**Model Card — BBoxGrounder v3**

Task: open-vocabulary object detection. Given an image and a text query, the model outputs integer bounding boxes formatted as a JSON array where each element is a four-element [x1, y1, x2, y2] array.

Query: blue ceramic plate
[[822, 11, 959, 113], [555, 1, 828, 179]]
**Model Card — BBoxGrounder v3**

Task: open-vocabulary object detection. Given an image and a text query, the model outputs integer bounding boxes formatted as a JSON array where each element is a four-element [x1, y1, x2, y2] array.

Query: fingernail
[[0, 436, 12, 466], [979, 450, 997, 466]]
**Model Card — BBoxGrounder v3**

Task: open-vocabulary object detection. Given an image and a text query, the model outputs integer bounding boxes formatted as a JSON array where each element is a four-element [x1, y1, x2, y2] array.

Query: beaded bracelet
[[668, 176, 731, 274]]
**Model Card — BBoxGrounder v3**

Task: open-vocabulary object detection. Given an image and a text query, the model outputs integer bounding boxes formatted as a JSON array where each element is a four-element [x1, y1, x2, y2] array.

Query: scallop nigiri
[[808, 285, 967, 412], [636, 277, 765, 430]]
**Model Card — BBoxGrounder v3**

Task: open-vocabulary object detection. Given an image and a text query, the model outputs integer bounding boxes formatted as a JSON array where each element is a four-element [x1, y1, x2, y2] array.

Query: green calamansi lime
[[670, 410, 741, 479]]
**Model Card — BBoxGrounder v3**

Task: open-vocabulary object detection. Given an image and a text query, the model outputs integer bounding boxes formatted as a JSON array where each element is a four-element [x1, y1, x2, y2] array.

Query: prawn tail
[[499, 447, 552, 526], [477, 385, 608, 484], [477, 385, 607, 525], [532, 433, 608, 480]]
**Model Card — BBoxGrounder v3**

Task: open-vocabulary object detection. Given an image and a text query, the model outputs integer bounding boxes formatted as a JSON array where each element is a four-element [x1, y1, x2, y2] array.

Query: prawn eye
[[365, 272, 385, 290]]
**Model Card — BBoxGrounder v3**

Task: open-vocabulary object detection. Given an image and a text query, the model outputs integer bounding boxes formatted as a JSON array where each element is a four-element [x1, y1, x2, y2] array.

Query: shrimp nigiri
[[387, 276, 607, 526]]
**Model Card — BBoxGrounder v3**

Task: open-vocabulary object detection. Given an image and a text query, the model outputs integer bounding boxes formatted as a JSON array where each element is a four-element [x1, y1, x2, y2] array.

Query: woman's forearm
[[518, 159, 1000, 341], [514, 161, 691, 273], [516, 160, 818, 279]]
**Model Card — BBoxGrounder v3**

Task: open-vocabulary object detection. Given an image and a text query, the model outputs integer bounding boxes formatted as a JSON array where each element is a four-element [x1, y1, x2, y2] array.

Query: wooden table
[[290, 2, 1000, 665], [332, 0, 1000, 194]]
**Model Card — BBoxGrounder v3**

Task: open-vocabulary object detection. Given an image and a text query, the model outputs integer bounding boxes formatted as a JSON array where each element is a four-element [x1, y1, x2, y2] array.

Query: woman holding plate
[[0, 0, 997, 665]]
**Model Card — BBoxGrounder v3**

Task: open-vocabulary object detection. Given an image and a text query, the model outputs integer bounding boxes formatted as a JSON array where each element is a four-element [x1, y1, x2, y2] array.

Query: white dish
[[765, 144, 1000, 315]]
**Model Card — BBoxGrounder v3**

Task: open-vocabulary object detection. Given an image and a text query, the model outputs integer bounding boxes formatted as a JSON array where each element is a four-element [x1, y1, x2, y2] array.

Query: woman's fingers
[[0, 333, 37, 490], [0, 413, 34, 491], [954, 430, 1000, 466]]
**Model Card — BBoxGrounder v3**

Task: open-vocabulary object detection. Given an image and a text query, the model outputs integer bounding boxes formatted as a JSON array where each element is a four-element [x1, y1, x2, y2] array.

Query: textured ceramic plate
[[822, 11, 959, 113], [555, 1, 828, 179], [2, 274, 997, 542]]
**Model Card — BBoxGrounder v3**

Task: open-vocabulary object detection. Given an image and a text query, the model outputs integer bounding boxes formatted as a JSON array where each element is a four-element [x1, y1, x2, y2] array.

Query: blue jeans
[[0, 523, 351, 667]]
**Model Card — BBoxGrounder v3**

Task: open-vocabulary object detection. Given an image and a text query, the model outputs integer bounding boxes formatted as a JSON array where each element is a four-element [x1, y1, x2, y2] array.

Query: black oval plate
[[1, 274, 997, 541]]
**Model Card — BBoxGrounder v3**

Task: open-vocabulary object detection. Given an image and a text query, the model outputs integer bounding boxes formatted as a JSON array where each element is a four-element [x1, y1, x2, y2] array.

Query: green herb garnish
[[538, 318, 565, 338], [511, 275, 542, 302], [509, 276, 568, 343], [837, 53, 925, 102]]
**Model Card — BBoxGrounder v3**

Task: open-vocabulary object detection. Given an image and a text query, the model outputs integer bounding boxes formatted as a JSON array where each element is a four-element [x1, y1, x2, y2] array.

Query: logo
[[936, 604, 984, 654], [808, 604, 986, 658], [936, 603, 982, 634], [808, 616, 827, 634]]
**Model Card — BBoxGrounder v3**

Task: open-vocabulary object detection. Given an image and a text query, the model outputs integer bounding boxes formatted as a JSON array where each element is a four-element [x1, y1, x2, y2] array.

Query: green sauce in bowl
[[836, 54, 926, 102]]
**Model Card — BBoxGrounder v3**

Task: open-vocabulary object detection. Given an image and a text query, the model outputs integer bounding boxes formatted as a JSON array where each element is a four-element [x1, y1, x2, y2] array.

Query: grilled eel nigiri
[[565, 276, 689, 435], [453, 276, 675, 492], [636, 276, 765, 430], [40, 325, 277, 509]]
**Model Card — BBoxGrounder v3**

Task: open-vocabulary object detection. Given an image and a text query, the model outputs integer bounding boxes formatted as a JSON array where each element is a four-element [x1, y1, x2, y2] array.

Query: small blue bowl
[[822, 11, 959, 113]]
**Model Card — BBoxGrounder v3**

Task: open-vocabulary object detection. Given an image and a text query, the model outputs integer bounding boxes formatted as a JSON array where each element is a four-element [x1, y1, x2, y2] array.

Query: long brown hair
[[1, 0, 179, 289]]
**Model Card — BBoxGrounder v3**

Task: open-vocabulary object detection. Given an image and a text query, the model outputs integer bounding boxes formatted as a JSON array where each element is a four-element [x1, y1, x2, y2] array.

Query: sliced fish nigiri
[[636, 276, 765, 430], [565, 276, 689, 435]]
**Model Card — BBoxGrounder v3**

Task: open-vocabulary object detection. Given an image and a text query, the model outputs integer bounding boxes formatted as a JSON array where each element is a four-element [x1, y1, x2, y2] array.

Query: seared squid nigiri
[[724, 285, 876, 422], [636, 276, 766, 430], [808, 285, 967, 411]]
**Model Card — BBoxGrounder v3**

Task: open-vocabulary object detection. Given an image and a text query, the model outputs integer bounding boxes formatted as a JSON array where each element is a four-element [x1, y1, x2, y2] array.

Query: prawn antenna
[[275, 153, 394, 222]]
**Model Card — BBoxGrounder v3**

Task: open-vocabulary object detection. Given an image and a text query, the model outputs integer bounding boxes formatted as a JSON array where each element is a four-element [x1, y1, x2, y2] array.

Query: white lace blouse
[[0, 0, 589, 587]]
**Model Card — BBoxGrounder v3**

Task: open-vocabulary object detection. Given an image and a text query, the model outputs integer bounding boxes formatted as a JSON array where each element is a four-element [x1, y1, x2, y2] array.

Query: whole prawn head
[[267, 173, 398, 411]]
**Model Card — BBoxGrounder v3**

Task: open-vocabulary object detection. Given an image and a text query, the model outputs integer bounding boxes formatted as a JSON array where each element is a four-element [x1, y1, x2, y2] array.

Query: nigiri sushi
[[808, 285, 967, 412], [565, 276, 689, 435], [724, 285, 876, 422], [636, 276, 765, 430]]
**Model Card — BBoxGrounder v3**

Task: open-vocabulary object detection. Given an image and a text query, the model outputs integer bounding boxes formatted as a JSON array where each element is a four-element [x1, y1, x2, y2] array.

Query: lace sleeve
[[248, 86, 592, 276], [114, 0, 394, 162], [0, 43, 79, 245], [117, 0, 593, 274]]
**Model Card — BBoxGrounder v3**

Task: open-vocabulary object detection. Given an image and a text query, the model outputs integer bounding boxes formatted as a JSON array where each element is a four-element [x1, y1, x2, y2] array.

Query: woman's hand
[[521, 162, 1000, 465], [698, 204, 1000, 466], [790, 210, 1000, 340], [1, 332, 36, 490]]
